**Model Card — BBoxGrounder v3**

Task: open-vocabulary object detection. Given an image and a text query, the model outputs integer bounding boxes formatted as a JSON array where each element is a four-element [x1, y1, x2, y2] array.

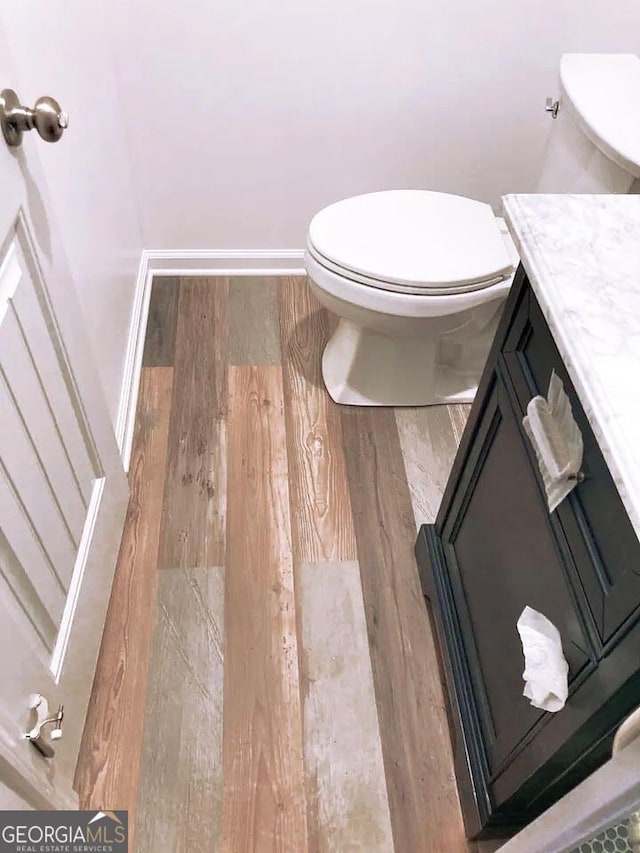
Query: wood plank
[[395, 405, 467, 529], [279, 276, 356, 562], [450, 403, 471, 445], [341, 406, 471, 853], [298, 560, 394, 852], [158, 277, 228, 569], [75, 366, 173, 853], [229, 276, 281, 365], [221, 365, 308, 852], [142, 276, 180, 367], [137, 566, 224, 853]]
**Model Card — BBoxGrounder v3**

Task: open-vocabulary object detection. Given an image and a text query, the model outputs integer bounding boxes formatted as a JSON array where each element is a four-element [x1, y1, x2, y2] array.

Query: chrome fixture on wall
[[0, 88, 68, 147], [545, 97, 560, 119]]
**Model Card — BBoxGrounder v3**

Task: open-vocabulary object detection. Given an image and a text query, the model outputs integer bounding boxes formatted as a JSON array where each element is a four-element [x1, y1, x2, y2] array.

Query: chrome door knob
[[31, 96, 69, 142], [0, 88, 69, 147]]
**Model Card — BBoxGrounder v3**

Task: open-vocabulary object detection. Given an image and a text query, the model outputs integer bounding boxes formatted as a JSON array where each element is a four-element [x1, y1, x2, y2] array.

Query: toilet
[[305, 53, 640, 407]]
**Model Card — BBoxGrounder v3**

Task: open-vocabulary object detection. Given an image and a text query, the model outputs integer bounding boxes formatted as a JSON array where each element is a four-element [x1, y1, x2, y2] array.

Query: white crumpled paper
[[516, 606, 569, 712]]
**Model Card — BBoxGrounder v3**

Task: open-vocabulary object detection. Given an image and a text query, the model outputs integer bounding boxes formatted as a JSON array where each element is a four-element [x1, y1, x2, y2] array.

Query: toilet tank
[[535, 54, 640, 193]]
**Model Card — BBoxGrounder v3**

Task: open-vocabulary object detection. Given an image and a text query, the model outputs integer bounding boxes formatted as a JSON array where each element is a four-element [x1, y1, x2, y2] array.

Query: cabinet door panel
[[441, 373, 594, 779], [502, 290, 640, 645], [420, 269, 640, 833]]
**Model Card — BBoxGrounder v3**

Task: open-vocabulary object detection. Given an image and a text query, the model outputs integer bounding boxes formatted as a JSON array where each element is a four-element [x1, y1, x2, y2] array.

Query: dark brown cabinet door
[[502, 289, 640, 646], [440, 370, 595, 779], [417, 268, 640, 837]]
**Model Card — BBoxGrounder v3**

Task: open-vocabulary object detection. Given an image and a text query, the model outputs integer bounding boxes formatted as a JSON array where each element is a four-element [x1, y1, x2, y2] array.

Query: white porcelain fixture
[[306, 191, 516, 405], [536, 54, 640, 193], [305, 53, 640, 407]]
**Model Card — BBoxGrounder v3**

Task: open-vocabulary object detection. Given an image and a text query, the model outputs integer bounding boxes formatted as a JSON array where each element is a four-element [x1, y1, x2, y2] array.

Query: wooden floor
[[75, 275, 493, 852]]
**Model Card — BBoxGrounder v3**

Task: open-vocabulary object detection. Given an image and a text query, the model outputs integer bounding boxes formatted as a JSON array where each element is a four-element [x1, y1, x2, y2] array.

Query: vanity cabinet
[[416, 265, 640, 838]]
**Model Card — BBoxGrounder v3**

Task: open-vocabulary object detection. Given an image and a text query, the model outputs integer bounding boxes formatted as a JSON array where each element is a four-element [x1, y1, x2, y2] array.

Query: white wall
[[2, 0, 639, 423], [108, 0, 640, 250], [1, 0, 143, 427]]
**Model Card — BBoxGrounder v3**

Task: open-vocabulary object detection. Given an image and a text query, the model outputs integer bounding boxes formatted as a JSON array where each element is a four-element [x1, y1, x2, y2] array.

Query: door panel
[[442, 373, 595, 779], [0, 33, 128, 808], [1, 306, 88, 537], [13, 272, 96, 499], [0, 484, 66, 644], [502, 290, 640, 645], [0, 372, 78, 585]]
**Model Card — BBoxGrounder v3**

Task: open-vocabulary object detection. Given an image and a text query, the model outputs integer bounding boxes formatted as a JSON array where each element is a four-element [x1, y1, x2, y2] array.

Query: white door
[[0, 39, 128, 808]]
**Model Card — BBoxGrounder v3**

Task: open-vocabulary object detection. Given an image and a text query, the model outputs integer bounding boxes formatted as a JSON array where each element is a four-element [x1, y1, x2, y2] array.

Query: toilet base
[[322, 318, 490, 406]]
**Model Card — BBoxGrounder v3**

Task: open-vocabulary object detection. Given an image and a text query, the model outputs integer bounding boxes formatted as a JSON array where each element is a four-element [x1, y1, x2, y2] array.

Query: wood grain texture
[[75, 366, 173, 852], [158, 277, 228, 569], [449, 403, 471, 445], [395, 405, 470, 529], [299, 560, 394, 853], [279, 277, 356, 563], [229, 276, 281, 365], [222, 365, 308, 853], [341, 406, 471, 853], [137, 566, 225, 853], [142, 276, 180, 367]]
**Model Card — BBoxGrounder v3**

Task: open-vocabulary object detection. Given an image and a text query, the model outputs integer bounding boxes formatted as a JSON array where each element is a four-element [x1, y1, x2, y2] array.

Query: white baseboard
[[147, 248, 306, 276], [115, 251, 154, 472], [115, 249, 306, 470]]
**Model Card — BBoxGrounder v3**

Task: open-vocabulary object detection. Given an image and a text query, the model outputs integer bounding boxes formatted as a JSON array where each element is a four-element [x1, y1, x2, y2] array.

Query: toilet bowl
[[305, 54, 640, 407], [305, 190, 517, 406]]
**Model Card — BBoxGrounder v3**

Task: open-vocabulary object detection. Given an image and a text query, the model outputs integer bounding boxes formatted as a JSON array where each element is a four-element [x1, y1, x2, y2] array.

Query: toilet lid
[[307, 190, 514, 292]]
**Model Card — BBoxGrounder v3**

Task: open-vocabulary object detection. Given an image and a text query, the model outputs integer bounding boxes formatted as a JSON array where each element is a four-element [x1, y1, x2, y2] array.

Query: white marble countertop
[[502, 193, 640, 542]]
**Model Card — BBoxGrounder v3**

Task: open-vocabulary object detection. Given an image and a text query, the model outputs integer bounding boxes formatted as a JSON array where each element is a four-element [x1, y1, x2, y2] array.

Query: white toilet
[[305, 53, 640, 407]]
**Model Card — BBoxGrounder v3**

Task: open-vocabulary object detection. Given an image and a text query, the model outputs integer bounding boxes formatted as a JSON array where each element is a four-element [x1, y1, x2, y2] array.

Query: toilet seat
[[307, 241, 508, 296], [307, 190, 514, 296]]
